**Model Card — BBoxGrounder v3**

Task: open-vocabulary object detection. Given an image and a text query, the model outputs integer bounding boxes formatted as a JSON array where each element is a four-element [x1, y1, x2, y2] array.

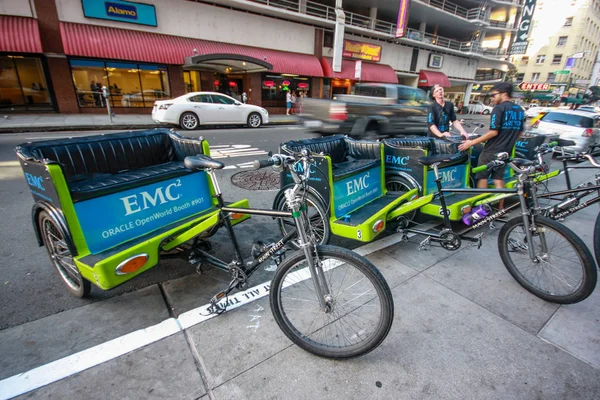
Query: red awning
[[321, 57, 398, 83], [418, 70, 451, 87], [60, 22, 324, 76], [0, 16, 42, 53]]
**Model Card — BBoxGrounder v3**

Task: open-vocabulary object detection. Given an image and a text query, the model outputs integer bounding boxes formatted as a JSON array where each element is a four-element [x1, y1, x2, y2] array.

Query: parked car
[[525, 106, 550, 119], [152, 92, 269, 130], [531, 110, 600, 155], [577, 106, 600, 113], [122, 90, 169, 106], [468, 102, 493, 114], [298, 83, 430, 138]]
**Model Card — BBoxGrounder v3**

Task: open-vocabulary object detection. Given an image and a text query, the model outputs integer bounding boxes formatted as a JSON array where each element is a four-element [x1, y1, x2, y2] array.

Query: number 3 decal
[[357, 230, 362, 239]]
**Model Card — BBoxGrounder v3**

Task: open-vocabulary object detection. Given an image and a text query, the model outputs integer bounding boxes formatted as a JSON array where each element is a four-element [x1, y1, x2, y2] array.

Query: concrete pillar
[[419, 22, 426, 32], [299, 0, 307, 14], [168, 65, 186, 99], [463, 83, 474, 113], [46, 56, 79, 113], [479, 30, 486, 43], [369, 7, 377, 29]]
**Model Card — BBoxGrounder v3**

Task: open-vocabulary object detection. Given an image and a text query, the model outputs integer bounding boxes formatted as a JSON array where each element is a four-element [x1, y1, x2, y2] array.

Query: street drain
[[231, 169, 280, 190]]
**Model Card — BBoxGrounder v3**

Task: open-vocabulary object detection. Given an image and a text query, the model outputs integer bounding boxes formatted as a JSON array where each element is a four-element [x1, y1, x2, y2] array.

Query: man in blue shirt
[[458, 82, 525, 196]]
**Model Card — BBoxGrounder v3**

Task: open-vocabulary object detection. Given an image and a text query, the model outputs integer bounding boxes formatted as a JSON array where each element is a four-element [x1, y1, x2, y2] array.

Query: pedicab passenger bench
[[279, 135, 418, 242], [16, 129, 249, 291]]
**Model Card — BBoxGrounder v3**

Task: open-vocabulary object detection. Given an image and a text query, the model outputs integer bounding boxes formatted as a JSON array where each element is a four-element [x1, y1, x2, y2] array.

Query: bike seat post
[[206, 168, 225, 207]]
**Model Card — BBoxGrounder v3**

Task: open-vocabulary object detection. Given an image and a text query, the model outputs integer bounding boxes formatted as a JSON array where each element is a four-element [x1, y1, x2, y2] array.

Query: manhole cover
[[231, 169, 280, 190]]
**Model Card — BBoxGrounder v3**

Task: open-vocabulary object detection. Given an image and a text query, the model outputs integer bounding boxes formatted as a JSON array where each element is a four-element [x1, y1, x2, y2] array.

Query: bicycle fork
[[517, 181, 548, 261], [285, 189, 333, 312]]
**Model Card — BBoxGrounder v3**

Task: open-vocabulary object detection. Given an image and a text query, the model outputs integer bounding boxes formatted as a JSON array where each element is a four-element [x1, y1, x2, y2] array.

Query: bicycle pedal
[[418, 237, 431, 251]]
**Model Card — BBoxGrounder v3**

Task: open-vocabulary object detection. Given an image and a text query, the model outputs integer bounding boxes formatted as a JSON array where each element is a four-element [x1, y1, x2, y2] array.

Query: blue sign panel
[[81, 0, 158, 27], [426, 164, 467, 195], [333, 166, 382, 218], [74, 173, 212, 254]]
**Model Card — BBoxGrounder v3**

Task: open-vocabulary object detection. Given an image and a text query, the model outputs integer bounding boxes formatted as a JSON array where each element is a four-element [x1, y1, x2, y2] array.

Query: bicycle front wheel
[[270, 245, 394, 359], [498, 215, 597, 304]]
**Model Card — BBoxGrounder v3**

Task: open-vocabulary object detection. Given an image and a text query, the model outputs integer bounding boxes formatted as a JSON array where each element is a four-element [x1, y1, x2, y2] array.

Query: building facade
[[511, 0, 600, 104], [0, 0, 520, 114]]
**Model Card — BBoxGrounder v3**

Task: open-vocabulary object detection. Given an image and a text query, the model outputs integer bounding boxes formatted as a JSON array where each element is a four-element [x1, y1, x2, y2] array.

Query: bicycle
[[185, 149, 394, 359], [393, 150, 597, 304]]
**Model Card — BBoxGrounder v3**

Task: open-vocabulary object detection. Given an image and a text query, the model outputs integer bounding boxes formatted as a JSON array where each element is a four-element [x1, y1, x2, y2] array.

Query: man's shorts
[[475, 151, 506, 181], [286, 101, 291, 109]]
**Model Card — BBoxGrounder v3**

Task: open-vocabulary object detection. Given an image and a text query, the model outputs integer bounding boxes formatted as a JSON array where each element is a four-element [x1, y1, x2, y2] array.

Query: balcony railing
[[416, 0, 490, 22], [246, 0, 509, 59]]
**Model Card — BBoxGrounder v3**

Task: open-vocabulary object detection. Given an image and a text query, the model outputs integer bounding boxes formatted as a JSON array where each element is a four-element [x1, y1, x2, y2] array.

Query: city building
[[510, 0, 600, 105], [0, 0, 521, 114]]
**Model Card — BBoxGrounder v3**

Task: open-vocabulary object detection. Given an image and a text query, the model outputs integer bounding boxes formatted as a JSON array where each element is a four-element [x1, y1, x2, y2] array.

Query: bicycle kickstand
[[418, 236, 431, 251]]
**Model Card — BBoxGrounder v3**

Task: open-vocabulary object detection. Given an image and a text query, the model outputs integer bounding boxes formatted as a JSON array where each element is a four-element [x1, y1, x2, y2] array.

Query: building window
[[547, 73, 556, 82], [531, 72, 541, 82], [0, 55, 53, 111], [552, 54, 563, 64], [516, 73, 525, 81], [69, 59, 170, 108], [565, 17, 573, 26], [521, 56, 529, 64], [261, 73, 311, 108], [536, 55, 546, 64], [557, 36, 568, 46]]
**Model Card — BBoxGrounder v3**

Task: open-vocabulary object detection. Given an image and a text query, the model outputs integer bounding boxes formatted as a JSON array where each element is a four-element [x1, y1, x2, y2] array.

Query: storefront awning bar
[[418, 70, 451, 88], [0, 16, 43, 53], [60, 22, 324, 77], [321, 57, 398, 83]]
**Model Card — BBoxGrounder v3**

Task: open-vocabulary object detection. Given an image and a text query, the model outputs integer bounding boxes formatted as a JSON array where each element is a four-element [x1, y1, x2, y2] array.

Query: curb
[[0, 120, 297, 134]]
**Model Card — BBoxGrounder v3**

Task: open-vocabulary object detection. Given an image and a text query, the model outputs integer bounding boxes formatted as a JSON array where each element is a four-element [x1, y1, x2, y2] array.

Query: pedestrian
[[291, 91, 297, 114], [427, 84, 468, 139], [90, 81, 99, 106], [458, 82, 525, 207], [242, 92, 248, 104], [285, 90, 292, 115]]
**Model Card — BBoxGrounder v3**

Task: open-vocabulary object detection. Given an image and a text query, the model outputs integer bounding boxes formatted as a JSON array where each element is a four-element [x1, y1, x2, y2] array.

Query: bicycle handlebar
[[253, 158, 277, 169]]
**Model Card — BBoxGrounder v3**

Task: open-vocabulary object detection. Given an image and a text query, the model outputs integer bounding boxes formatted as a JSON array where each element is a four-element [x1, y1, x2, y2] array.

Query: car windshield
[[541, 112, 594, 128]]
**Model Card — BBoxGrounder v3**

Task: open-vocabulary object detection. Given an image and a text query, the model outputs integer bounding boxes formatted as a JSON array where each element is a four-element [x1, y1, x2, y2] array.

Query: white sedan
[[152, 92, 269, 130], [468, 102, 493, 114]]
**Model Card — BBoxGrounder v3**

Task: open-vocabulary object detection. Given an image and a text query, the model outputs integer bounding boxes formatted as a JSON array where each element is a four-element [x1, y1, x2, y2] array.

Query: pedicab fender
[[384, 170, 423, 195], [31, 201, 78, 256]]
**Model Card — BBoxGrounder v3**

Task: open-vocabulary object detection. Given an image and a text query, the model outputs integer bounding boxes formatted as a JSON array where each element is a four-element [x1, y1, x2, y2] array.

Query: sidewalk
[[0, 162, 598, 399], [0, 113, 298, 133]]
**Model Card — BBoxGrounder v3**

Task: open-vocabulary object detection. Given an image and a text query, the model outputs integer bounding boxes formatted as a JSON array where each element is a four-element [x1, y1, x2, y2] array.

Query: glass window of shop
[[0, 55, 52, 111], [69, 59, 170, 108], [261, 73, 312, 107]]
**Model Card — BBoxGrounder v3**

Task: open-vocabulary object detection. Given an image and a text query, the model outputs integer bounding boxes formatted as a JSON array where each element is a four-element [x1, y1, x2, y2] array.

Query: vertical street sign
[[509, 0, 537, 55], [332, 0, 345, 72], [354, 60, 362, 80], [395, 0, 410, 38]]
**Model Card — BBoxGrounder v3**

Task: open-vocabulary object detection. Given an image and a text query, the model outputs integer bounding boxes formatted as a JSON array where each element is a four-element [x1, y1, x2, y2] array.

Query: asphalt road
[[0, 125, 321, 330]]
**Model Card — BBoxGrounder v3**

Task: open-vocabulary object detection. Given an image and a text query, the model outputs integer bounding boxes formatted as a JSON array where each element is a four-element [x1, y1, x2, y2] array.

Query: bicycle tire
[[594, 212, 600, 267], [498, 215, 597, 304], [270, 245, 394, 358], [275, 192, 331, 246]]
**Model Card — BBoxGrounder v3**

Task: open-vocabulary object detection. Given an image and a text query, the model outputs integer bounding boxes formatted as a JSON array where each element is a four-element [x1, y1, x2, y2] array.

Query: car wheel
[[247, 112, 262, 128], [180, 112, 199, 130], [482, 109, 490, 115]]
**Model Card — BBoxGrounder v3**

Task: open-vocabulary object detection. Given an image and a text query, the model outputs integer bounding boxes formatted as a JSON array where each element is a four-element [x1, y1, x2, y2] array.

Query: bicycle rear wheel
[[498, 215, 597, 304], [270, 245, 394, 358]]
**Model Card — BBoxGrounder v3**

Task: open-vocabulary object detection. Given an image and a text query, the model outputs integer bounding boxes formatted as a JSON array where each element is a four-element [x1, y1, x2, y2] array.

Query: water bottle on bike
[[462, 204, 491, 226]]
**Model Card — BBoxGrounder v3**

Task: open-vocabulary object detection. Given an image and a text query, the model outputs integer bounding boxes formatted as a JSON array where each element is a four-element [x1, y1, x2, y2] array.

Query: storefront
[[56, 22, 325, 113], [0, 16, 54, 111], [320, 56, 398, 98]]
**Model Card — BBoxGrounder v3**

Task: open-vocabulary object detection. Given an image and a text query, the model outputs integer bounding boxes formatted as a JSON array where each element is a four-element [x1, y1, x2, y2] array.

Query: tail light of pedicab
[[230, 212, 245, 220], [372, 220, 385, 233], [116, 254, 149, 275]]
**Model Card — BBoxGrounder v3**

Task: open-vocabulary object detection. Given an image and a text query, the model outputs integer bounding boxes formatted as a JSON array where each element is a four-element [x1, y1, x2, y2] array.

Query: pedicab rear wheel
[[39, 211, 91, 298]]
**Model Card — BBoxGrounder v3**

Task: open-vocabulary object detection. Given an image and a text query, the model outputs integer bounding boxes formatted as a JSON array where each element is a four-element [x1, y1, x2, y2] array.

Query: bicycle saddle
[[556, 139, 576, 147], [418, 153, 466, 167], [184, 155, 225, 170], [511, 158, 534, 168]]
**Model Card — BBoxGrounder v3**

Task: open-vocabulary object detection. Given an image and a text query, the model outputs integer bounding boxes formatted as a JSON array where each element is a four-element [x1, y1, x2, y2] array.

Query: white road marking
[[0, 223, 432, 400]]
